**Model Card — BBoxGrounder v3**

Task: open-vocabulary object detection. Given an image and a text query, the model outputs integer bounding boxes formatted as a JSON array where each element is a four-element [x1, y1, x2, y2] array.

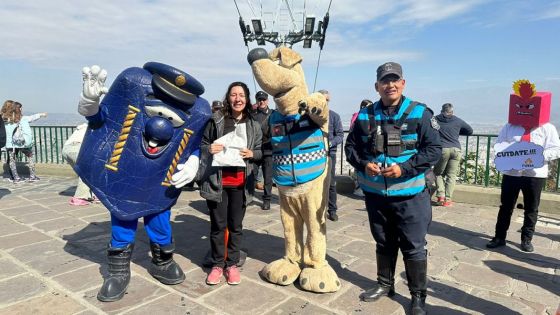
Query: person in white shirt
[[487, 80, 560, 252]]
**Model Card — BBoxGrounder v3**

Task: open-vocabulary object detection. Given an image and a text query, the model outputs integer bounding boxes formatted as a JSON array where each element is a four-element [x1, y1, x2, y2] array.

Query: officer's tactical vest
[[356, 97, 427, 196], [269, 111, 327, 186]]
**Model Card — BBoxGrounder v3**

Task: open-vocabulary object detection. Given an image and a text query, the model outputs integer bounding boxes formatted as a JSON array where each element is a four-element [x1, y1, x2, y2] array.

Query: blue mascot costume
[[75, 62, 211, 302]]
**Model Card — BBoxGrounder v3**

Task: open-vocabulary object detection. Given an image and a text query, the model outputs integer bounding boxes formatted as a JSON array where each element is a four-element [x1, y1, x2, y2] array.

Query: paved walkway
[[0, 177, 559, 315]]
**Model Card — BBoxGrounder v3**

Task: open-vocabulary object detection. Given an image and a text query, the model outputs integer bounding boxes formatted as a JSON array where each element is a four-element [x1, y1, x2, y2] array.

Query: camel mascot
[[247, 46, 340, 293]]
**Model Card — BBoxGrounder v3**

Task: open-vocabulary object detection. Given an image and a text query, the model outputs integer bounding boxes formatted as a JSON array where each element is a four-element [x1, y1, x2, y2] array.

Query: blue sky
[[0, 0, 559, 127]]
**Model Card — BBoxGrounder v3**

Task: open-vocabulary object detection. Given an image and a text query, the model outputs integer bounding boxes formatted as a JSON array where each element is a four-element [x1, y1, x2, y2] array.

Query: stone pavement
[[0, 177, 559, 315]]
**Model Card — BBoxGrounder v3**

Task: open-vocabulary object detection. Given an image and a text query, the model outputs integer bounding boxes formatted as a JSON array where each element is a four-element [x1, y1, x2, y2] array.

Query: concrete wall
[[5, 164, 559, 216], [335, 175, 560, 216]]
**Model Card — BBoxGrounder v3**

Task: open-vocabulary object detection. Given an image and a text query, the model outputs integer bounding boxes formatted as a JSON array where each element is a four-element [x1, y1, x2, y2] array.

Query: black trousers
[[328, 154, 338, 212], [206, 187, 246, 267], [364, 189, 431, 260], [494, 175, 546, 241], [254, 156, 273, 201]]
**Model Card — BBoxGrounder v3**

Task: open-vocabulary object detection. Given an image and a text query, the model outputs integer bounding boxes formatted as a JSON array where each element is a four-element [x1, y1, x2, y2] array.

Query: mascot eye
[[515, 104, 521, 108], [145, 105, 185, 127], [527, 104, 535, 109]]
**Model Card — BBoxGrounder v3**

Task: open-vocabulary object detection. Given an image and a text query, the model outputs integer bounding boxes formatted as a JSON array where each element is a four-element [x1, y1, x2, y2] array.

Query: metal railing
[[3, 126, 559, 192], [1, 126, 77, 163], [336, 131, 559, 193]]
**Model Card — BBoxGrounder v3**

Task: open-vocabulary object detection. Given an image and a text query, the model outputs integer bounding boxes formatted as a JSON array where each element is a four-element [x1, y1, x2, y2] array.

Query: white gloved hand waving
[[171, 154, 200, 188], [78, 65, 109, 116]]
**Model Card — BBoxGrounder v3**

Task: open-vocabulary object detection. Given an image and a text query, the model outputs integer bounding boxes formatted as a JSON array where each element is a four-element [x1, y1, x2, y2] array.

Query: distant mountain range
[[32, 111, 557, 135], [29, 112, 85, 126]]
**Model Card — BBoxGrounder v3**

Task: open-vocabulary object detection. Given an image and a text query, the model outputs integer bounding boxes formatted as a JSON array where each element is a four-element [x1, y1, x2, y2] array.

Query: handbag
[[12, 124, 26, 146]]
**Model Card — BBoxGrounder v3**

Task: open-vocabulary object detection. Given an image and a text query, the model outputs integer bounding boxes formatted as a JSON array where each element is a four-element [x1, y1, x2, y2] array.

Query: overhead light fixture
[[252, 19, 263, 35], [303, 38, 312, 48], [304, 16, 315, 35], [316, 21, 323, 35]]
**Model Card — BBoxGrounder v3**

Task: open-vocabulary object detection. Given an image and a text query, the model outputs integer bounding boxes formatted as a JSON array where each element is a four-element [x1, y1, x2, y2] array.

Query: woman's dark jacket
[[196, 110, 263, 205]]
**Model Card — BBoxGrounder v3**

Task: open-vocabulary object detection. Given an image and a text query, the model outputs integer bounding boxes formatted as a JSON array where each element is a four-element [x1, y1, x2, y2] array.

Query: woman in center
[[198, 81, 262, 285]]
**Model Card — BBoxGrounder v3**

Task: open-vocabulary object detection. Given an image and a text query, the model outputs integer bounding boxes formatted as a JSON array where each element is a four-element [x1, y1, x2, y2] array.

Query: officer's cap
[[212, 100, 223, 109], [143, 62, 205, 107], [376, 62, 402, 81], [256, 91, 269, 101]]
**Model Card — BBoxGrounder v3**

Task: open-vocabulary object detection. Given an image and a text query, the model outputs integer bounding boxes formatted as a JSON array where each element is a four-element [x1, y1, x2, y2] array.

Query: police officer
[[345, 62, 441, 315], [252, 91, 274, 210], [211, 100, 224, 113]]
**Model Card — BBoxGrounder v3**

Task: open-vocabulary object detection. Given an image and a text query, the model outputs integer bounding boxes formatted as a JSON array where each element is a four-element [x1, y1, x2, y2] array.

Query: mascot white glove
[[78, 65, 109, 116], [171, 154, 200, 188]]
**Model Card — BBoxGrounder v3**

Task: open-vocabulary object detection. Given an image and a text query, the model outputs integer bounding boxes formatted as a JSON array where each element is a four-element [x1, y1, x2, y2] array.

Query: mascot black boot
[[360, 253, 396, 302], [405, 259, 428, 315], [97, 243, 134, 302], [148, 242, 185, 285]]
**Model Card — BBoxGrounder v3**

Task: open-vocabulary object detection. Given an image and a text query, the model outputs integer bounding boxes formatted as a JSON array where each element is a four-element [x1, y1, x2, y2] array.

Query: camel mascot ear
[[270, 46, 302, 69]]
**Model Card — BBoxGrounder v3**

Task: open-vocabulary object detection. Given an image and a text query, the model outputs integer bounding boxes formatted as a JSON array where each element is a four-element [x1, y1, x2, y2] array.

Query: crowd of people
[[0, 100, 47, 183], [3, 60, 559, 315]]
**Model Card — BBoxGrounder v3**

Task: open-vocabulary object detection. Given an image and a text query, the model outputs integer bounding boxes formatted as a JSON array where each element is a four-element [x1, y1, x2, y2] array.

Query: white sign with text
[[494, 141, 545, 172], [212, 123, 248, 167]]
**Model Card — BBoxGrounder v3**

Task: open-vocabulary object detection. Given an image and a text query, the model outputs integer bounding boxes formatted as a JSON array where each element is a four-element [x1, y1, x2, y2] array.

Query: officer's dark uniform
[[345, 93, 441, 312], [252, 92, 274, 210]]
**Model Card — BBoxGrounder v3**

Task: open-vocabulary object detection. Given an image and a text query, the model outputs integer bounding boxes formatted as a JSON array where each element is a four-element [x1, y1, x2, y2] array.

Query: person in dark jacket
[[345, 62, 441, 315], [197, 81, 262, 286], [319, 89, 344, 221], [433, 103, 473, 206], [0, 114, 5, 149], [251, 90, 274, 210]]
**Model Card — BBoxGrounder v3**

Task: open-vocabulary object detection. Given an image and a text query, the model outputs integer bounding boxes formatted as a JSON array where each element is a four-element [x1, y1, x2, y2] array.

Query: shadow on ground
[[0, 188, 11, 199], [59, 209, 532, 313]]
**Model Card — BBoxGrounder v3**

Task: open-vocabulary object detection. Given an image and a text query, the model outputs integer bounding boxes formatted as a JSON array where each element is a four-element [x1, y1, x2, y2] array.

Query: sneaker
[[12, 177, 24, 184], [520, 240, 534, 252], [69, 197, 90, 206], [28, 176, 40, 182], [436, 197, 445, 206], [327, 211, 339, 222], [486, 237, 506, 249], [224, 265, 241, 285], [206, 266, 223, 285], [442, 200, 453, 207]]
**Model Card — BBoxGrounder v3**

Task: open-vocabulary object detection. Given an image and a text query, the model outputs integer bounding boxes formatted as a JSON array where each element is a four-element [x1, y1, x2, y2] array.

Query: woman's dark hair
[[222, 81, 252, 117]]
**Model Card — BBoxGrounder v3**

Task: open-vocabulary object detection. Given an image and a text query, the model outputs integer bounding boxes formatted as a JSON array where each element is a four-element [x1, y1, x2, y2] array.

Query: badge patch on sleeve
[[430, 117, 440, 130]]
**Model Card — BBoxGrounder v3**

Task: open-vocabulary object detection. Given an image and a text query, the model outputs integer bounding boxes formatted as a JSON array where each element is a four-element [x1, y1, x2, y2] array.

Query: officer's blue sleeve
[[191, 149, 200, 158], [344, 117, 370, 172], [399, 109, 442, 177]]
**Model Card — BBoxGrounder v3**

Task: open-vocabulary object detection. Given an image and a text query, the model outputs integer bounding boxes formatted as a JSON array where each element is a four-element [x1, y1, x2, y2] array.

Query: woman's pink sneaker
[[69, 197, 90, 206], [225, 265, 241, 285], [206, 267, 223, 285]]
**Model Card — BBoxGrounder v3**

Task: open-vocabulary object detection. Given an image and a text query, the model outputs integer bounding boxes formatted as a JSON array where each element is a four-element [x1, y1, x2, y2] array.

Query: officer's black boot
[[148, 242, 185, 285], [405, 259, 428, 315], [97, 243, 134, 302], [359, 253, 396, 302]]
